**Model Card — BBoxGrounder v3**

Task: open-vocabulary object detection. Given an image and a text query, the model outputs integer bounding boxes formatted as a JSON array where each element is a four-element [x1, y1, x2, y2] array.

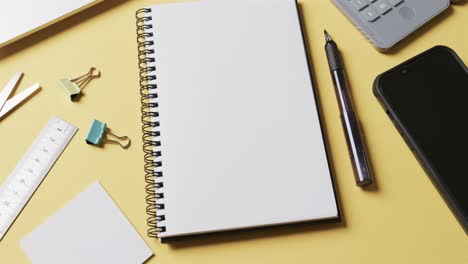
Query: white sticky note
[[20, 182, 153, 264]]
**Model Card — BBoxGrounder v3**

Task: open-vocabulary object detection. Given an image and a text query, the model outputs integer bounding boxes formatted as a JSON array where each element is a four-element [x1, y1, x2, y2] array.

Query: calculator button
[[351, 0, 369, 11], [388, 0, 404, 6], [374, 0, 392, 14], [361, 6, 380, 22]]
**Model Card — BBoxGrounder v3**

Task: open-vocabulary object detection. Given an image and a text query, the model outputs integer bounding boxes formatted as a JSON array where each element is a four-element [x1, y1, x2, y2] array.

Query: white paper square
[[20, 182, 153, 264]]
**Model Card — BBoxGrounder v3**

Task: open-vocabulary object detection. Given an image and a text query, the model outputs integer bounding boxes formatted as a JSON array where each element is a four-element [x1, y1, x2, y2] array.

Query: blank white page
[[0, 0, 102, 47], [147, 0, 338, 239], [20, 182, 153, 264]]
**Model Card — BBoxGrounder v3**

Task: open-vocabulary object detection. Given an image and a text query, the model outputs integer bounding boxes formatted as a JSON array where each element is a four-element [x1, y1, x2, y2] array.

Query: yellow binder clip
[[60, 67, 100, 101]]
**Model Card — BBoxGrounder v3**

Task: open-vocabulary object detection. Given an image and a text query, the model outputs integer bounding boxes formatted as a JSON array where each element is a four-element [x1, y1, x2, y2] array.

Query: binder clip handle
[[71, 67, 101, 85], [103, 128, 131, 149]]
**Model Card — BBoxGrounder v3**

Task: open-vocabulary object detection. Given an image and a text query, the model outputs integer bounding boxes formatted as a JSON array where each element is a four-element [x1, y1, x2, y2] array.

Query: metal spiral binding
[[136, 8, 166, 237]]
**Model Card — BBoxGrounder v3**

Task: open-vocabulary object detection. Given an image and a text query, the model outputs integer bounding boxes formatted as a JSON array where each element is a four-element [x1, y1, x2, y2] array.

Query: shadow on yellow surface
[[169, 220, 346, 249]]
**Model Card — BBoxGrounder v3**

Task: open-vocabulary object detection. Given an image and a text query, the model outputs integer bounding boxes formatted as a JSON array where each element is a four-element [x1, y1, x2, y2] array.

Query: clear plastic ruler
[[0, 116, 77, 240]]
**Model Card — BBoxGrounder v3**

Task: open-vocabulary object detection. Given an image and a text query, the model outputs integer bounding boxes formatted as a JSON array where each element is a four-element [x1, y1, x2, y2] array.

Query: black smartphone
[[373, 46, 468, 233]]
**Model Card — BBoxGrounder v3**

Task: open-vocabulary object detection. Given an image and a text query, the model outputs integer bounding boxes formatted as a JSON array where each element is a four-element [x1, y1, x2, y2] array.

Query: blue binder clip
[[86, 119, 130, 149]]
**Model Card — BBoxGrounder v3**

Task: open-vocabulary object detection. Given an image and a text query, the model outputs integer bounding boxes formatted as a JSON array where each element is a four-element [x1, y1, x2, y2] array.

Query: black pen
[[324, 30, 373, 187]]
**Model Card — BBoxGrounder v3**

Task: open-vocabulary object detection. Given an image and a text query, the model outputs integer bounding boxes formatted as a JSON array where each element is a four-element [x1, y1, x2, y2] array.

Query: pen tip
[[324, 30, 332, 42]]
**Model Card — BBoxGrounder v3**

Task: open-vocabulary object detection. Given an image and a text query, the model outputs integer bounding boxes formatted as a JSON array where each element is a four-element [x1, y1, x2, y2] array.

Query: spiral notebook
[[137, 0, 339, 241]]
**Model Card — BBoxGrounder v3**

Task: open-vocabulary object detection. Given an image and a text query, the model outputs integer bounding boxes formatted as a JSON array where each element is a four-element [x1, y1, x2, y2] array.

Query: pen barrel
[[340, 111, 373, 187], [332, 70, 373, 186]]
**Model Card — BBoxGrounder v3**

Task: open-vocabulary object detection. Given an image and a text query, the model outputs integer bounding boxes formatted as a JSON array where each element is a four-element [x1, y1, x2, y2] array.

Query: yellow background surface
[[0, 0, 467, 263]]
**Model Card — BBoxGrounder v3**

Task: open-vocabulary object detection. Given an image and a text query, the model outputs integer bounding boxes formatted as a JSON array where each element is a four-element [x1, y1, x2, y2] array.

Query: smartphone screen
[[376, 46, 468, 227]]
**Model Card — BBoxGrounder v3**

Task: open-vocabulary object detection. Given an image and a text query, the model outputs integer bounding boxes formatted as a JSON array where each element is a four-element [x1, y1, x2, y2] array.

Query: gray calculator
[[332, 0, 451, 51]]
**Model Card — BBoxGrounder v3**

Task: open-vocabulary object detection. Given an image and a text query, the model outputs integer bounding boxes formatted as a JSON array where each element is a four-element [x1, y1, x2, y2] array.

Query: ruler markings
[[0, 116, 77, 240]]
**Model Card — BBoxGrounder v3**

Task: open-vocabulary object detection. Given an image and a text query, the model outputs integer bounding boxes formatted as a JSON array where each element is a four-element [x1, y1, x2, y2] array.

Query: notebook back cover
[[0, 0, 102, 47]]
